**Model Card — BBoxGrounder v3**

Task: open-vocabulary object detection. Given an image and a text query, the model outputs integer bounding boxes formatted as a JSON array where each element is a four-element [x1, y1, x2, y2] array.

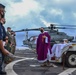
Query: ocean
[[15, 31, 40, 46]]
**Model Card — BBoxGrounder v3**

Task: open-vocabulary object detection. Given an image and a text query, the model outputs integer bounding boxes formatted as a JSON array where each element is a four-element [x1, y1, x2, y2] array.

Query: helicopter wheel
[[65, 52, 76, 67]]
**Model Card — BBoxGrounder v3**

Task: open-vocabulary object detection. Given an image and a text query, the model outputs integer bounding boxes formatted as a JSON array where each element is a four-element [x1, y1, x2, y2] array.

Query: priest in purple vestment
[[36, 27, 52, 66]]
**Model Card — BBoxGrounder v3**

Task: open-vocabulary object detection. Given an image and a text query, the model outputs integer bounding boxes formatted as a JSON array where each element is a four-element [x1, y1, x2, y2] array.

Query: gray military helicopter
[[15, 24, 75, 48]]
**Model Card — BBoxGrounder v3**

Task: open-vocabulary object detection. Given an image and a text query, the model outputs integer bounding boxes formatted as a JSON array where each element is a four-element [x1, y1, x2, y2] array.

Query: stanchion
[[62, 53, 65, 70]]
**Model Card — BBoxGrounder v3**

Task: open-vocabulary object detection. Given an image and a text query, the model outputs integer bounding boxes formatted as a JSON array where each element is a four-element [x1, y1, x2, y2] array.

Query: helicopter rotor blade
[[43, 24, 76, 29], [55, 27, 76, 29], [50, 24, 76, 27], [14, 29, 25, 32], [14, 24, 76, 32], [14, 28, 40, 32], [59, 25, 76, 27]]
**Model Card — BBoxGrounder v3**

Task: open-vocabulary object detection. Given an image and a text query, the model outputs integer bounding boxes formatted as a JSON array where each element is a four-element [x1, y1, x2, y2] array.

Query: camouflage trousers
[[0, 51, 4, 71], [4, 44, 13, 64], [11, 45, 16, 54]]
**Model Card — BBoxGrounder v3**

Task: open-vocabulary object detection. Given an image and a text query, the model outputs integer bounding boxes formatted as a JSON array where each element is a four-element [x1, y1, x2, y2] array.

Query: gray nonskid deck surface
[[13, 49, 76, 75]]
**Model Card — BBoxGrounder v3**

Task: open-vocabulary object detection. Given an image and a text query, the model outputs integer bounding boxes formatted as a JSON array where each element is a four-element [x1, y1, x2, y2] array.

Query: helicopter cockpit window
[[30, 37, 34, 41], [29, 36, 38, 44]]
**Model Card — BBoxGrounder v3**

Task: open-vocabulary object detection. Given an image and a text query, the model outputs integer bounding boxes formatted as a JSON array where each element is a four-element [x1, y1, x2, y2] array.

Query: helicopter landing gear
[[65, 52, 76, 67]]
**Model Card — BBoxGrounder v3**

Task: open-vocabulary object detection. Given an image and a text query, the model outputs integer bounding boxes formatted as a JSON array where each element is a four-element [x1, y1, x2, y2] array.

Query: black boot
[[0, 71, 6, 75]]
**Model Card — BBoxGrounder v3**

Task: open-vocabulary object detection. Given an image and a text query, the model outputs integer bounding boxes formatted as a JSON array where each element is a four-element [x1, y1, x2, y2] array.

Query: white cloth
[[45, 37, 48, 43], [55, 44, 66, 57], [51, 43, 70, 58]]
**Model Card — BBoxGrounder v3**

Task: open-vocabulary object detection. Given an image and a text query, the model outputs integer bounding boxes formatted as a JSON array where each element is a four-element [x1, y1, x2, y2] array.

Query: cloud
[[50, 9, 63, 16], [0, 0, 44, 30], [41, 18, 59, 27], [9, 0, 42, 17], [0, 0, 76, 35]]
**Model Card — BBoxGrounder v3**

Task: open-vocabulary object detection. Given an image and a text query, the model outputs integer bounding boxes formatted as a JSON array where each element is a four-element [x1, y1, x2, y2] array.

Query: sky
[[0, 0, 76, 35]]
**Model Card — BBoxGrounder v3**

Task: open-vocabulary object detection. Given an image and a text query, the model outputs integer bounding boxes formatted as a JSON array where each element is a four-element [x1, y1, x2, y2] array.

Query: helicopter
[[15, 24, 76, 67], [15, 24, 75, 48]]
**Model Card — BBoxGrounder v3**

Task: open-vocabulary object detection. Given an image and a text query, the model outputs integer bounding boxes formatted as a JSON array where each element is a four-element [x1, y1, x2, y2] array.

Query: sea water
[[15, 31, 40, 50]]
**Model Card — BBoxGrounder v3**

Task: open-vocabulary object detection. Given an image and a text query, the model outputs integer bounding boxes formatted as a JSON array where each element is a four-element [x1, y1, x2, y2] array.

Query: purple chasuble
[[36, 32, 51, 62]]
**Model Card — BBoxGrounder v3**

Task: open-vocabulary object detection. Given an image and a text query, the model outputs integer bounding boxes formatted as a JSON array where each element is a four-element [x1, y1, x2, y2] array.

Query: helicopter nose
[[68, 36, 74, 41]]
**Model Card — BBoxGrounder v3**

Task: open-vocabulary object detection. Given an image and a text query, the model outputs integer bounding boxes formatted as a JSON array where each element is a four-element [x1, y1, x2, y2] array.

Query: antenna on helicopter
[[50, 24, 54, 30], [25, 31, 28, 40], [57, 29, 59, 34]]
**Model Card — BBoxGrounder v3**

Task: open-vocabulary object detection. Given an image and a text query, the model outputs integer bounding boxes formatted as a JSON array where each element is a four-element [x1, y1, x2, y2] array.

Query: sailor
[[10, 30, 16, 54], [4, 27, 13, 64], [0, 4, 14, 74]]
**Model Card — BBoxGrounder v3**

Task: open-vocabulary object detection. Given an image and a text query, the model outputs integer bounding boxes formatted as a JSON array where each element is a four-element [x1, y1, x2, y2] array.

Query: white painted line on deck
[[58, 68, 76, 75], [13, 55, 25, 59], [5, 57, 39, 75], [30, 65, 40, 67], [53, 64, 58, 67], [30, 64, 58, 67], [5, 57, 36, 75], [5, 56, 58, 75], [5, 58, 26, 75]]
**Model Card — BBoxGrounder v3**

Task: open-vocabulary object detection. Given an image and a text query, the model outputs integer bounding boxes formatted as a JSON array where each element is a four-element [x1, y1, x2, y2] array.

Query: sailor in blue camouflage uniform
[[0, 3, 14, 75]]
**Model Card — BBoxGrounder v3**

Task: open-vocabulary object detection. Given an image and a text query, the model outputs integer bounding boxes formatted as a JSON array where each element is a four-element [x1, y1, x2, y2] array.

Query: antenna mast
[[25, 31, 28, 40]]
